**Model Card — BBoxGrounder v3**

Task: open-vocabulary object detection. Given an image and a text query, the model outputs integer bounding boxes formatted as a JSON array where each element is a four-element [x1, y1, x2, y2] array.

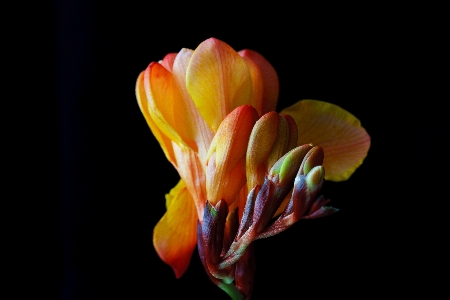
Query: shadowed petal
[[238, 49, 279, 114], [239, 55, 264, 116], [280, 100, 370, 181], [187, 38, 253, 132], [153, 180, 198, 279]]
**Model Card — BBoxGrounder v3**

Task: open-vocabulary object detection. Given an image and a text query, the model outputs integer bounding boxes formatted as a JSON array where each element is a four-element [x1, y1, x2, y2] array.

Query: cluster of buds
[[198, 140, 338, 299]]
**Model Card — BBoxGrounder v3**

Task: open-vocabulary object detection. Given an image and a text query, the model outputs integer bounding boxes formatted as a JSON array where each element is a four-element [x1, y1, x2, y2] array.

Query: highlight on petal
[[144, 62, 197, 151], [153, 180, 198, 279], [280, 100, 371, 181], [238, 49, 279, 114], [136, 71, 177, 167], [206, 105, 259, 206], [171, 49, 214, 162], [187, 38, 253, 132]]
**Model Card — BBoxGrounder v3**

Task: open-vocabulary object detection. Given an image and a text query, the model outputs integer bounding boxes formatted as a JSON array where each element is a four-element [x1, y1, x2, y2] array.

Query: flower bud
[[297, 145, 324, 177], [202, 200, 230, 280], [269, 144, 313, 186], [305, 165, 325, 198]]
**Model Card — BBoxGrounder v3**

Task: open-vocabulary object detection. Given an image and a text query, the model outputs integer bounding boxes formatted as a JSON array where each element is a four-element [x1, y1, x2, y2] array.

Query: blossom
[[136, 38, 370, 299]]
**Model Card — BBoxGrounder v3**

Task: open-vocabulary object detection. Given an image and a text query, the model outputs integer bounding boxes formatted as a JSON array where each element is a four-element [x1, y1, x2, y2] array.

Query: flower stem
[[218, 282, 244, 300]]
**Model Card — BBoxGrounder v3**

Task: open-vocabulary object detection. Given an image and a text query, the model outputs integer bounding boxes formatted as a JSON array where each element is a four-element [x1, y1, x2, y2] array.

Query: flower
[[136, 37, 370, 299]]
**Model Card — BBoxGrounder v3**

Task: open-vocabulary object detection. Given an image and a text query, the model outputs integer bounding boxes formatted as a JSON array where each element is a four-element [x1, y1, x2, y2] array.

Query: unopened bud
[[269, 144, 313, 186], [297, 146, 324, 177], [202, 200, 230, 280], [305, 165, 325, 196]]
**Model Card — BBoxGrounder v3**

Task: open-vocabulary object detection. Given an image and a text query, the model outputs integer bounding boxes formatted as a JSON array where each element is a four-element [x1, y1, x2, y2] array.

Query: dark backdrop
[[52, 1, 435, 299]]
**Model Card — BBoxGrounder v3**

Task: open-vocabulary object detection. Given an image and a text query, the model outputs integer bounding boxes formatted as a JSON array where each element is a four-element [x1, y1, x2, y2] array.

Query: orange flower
[[136, 38, 370, 298]]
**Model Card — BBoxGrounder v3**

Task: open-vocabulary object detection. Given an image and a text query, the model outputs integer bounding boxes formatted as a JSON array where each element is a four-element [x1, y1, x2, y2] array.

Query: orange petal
[[206, 105, 258, 206], [172, 49, 214, 162], [187, 38, 253, 132], [153, 180, 198, 279], [145, 61, 203, 153], [136, 71, 177, 167], [238, 49, 279, 114], [280, 100, 371, 181]]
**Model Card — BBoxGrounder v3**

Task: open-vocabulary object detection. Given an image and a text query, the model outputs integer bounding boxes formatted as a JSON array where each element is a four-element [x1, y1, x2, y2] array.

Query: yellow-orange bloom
[[135, 38, 370, 289]]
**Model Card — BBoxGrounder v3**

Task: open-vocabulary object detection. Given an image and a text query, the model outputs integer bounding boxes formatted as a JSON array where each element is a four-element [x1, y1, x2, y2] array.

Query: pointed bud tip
[[279, 145, 314, 185], [298, 146, 324, 176], [305, 165, 325, 189]]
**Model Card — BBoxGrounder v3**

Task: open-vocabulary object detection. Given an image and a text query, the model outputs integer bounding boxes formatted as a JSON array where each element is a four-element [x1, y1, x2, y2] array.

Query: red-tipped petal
[[159, 53, 177, 71]]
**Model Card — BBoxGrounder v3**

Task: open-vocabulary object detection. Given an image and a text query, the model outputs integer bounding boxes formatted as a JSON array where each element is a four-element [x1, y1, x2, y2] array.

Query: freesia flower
[[136, 37, 370, 299]]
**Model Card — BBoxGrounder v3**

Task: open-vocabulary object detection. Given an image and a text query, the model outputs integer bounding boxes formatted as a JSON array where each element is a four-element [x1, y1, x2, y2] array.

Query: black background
[[45, 1, 437, 299]]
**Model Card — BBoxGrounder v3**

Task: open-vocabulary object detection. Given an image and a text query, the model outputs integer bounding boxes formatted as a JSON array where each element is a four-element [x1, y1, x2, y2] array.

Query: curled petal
[[144, 62, 192, 149], [136, 71, 177, 167], [153, 180, 198, 279], [206, 105, 258, 206], [238, 49, 279, 114], [280, 100, 371, 181], [187, 38, 253, 132]]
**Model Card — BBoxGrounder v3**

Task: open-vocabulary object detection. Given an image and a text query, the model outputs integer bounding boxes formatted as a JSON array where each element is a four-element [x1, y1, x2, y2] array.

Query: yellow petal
[[153, 180, 198, 279], [136, 71, 177, 167], [280, 100, 371, 181], [238, 49, 279, 114], [171, 49, 214, 161], [186, 38, 253, 132]]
